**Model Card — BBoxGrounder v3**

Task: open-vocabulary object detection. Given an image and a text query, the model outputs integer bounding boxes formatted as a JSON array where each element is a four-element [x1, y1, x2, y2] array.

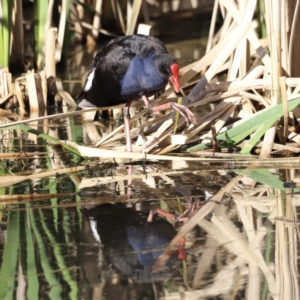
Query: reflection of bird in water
[[83, 203, 181, 283]]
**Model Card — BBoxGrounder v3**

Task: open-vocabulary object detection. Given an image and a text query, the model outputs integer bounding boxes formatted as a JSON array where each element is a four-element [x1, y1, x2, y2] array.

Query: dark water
[[0, 143, 224, 299], [0, 135, 297, 300]]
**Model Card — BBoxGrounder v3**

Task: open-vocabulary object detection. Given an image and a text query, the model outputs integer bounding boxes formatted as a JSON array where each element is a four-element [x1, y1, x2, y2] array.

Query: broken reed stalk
[[0, 68, 17, 110], [45, 27, 57, 79], [55, 0, 69, 62], [260, 0, 281, 158], [25, 70, 42, 111]]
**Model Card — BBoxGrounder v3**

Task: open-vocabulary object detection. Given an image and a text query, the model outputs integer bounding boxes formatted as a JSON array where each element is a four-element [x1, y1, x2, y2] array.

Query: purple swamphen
[[76, 34, 195, 151]]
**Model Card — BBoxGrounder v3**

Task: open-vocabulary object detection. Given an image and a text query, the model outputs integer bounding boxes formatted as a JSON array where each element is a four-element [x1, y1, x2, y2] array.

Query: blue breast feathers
[[120, 54, 167, 97]]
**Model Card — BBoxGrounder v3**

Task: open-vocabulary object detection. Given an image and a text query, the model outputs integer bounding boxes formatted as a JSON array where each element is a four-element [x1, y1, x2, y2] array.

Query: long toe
[[172, 103, 196, 125]]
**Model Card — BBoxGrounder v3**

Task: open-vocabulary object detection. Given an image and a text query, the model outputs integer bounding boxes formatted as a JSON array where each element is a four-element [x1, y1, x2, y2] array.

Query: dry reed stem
[[260, 0, 282, 158], [25, 70, 39, 111], [55, 0, 67, 62], [80, 21, 118, 38], [205, 0, 219, 55], [57, 91, 77, 108], [228, 0, 256, 81], [143, 119, 174, 153], [219, 0, 271, 68], [46, 0, 55, 29], [276, 206, 293, 299], [239, 139, 300, 154], [45, 27, 57, 78], [82, 120, 101, 144], [232, 195, 300, 207], [184, 22, 251, 104], [78, 170, 194, 189], [162, 26, 247, 104], [135, 118, 172, 149], [218, 8, 234, 41], [207, 78, 300, 93], [0, 94, 13, 105], [92, 0, 103, 39], [236, 204, 260, 299], [116, 0, 126, 34], [70, 143, 228, 161], [96, 124, 125, 147], [0, 105, 123, 128]]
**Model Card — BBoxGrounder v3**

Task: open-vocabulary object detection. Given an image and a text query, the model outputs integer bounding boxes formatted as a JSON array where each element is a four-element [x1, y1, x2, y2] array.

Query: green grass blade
[[25, 205, 39, 300], [0, 0, 12, 67], [39, 209, 78, 299], [28, 208, 63, 299], [235, 169, 300, 192], [189, 96, 300, 152], [176, 195, 184, 214], [174, 96, 183, 133], [0, 211, 20, 299], [240, 117, 277, 154], [34, 0, 48, 69], [69, 117, 85, 164], [0, 124, 84, 157]]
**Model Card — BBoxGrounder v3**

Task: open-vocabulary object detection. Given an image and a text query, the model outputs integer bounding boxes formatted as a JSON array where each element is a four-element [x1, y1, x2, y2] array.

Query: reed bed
[[0, 1, 300, 299], [1, 0, 300, 160]]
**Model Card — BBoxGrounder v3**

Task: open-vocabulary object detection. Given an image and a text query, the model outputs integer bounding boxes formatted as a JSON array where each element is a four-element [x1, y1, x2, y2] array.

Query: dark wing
[[76, 35, 169, 104], [84, 39, 137, 105], [75, 37, 134, 102]]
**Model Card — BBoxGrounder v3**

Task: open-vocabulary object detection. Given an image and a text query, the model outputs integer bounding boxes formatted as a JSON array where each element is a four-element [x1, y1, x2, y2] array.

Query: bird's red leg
[[126, 164, 133, 198], [123, 101, 133, 152], [142, 95, 152, 110]]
